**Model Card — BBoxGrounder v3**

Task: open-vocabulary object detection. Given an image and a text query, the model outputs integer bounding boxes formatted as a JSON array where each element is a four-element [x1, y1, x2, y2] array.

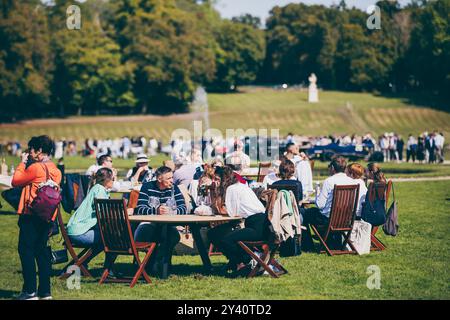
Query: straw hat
[[135, 154, 149, 163]]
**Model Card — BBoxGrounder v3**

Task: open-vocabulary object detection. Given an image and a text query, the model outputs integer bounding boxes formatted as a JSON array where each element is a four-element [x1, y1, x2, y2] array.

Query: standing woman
[[12, 136, 62, 300]]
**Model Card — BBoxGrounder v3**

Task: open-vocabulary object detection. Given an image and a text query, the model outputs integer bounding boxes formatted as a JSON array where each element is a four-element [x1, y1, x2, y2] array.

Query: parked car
[[306, 142, 373, 161]]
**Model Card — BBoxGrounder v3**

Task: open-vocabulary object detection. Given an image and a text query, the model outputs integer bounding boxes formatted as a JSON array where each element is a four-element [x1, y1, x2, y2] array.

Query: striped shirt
[[134, 180, 188, 215]]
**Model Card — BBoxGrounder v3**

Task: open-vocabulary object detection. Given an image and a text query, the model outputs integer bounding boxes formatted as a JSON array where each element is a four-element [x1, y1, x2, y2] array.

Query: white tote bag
[[348, 220, 372, 255]]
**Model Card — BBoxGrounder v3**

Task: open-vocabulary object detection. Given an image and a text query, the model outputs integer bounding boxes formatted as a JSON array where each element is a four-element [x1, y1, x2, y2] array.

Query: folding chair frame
[[95, 198, 157, 288], [238, 241, 288, 278], [310, 184, 360, 256], [370, 181, 392, 251], [57, 208, 98, 279]]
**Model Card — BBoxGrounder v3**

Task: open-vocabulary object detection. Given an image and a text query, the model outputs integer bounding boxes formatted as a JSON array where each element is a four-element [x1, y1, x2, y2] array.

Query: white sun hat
[[135, 154, 149, 163]]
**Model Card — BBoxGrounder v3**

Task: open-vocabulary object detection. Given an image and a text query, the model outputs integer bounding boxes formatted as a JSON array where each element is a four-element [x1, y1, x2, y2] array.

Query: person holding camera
[[12, 135, 62, 300]]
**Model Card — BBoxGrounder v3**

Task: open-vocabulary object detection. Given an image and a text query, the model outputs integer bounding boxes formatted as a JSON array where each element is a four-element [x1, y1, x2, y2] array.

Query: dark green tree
[[0, 0, 53, 121]]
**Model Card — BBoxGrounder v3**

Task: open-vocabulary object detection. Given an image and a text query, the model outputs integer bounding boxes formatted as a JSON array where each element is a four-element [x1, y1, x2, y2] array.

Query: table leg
[[190, 224, 212, 274], [159, 224, 169, 279]]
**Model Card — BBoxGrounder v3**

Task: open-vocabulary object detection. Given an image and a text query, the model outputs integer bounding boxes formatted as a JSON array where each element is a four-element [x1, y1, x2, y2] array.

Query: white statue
[[308, 73, 319, 103]]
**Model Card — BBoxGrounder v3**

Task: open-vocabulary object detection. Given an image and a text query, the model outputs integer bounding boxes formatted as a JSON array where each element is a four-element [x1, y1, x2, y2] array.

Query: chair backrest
[[257, 162, 272, 182], [94, 198, 135, 254], [368, 180, 392, 210], [56, 207, 72, 248], [268, 183, 301, 204], [127, 190, 140, 209], [72, 182, 79, 204], [328, 184, 359, 231]]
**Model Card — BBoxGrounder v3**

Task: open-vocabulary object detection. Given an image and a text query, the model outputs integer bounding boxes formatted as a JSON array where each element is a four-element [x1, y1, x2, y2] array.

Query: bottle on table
[[315, 181, 321, 202], [165, 187, 177, 215], [1, 158, 8, 175], [10, 164, 15, 176]]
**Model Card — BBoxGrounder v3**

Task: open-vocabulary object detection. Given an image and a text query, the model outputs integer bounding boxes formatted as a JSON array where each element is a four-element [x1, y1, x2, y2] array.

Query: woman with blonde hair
[[346, 163, 368, 218]]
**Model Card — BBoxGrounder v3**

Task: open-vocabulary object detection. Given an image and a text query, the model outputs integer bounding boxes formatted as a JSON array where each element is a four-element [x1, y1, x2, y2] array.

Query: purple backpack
[[29, 164, 62, 223]]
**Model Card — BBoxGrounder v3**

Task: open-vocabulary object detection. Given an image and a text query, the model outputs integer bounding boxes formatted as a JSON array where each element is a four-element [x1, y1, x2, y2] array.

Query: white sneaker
[[39, 295, 53, 300]]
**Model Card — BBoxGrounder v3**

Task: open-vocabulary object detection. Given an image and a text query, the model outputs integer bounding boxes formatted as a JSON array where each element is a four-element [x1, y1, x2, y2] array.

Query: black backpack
[[361, 183, 387, 226], [279, 234, 302, 257]]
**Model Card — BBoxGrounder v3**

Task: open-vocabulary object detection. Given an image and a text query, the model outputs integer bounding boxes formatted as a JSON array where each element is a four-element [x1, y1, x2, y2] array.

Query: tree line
[[0, 0, 448, 121]]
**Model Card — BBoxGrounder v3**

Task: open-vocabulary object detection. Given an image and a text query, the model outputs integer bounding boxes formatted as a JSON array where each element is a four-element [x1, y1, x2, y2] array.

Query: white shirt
[[316, 173, 357, 218], [225, 182, 266, 219], [353, 178, 368, 217], [86, 164, 102, 176], [435, 134, 444, 148], [296, 160, 313, 193], [262, 172, 280, 189]]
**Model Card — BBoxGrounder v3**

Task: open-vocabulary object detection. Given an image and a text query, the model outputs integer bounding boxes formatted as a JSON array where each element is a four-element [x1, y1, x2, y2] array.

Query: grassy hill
[[1, 89, 449, 146]]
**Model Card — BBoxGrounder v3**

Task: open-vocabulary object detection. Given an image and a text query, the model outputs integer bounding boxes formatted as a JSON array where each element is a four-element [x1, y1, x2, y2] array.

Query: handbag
[[1, 187, 23, 211], [361, 184, 387, 226], [349, 220, 371, 255], [29, 163, 62, 223], [49, 247, 68, 265], [383, 183, 399, 236]]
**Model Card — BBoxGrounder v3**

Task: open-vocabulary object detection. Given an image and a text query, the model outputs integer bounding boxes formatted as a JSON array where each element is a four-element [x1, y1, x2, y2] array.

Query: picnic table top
[[128, 214, 242, 224], [0, 175, 12, 188]]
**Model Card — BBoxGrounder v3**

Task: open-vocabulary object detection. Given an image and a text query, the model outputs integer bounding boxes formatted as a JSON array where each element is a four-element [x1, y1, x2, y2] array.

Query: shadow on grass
[[55, 261, 230, 282], [0, 289, 19, 299], [0, 210, 16, 216], [376, 92, 449, 113]]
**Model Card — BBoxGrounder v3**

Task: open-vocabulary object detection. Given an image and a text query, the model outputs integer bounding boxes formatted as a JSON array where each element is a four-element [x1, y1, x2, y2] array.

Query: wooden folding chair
[[94, 198, 156, 288], [237, 188, 293, 278], [310, 184, 360, 256], [268, 183, 302, 204], [237, 241, 287, 278], [127, 190, 140, 210], [370, 180, 392, 251], [57, 208, 98, 279], [257, 162, 272, 183], [208, 243, 222, 257]]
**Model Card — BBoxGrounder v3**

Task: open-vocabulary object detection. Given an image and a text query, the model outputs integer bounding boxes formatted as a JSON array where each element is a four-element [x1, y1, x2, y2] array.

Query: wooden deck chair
[[94, 198, 156, 288], [268, 183, 302, 205], [237, 188, 292, 278], [208, 243, 222, 257], [370, 180, 392, 251], [127, 190, 140, 210], [237, 241, 288, 278], [310, 184, 360, 256], [57, 208, 98, 279], [257, 162, 272, 183]]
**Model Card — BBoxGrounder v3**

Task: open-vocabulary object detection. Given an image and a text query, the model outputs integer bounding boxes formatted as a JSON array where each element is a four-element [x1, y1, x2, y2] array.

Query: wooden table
[[0, 175, 12, 188], [128, 215, 242, 279]]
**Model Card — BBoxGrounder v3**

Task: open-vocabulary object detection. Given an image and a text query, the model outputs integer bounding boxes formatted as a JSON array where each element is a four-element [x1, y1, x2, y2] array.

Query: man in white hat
[[126, 154, 153, 184]]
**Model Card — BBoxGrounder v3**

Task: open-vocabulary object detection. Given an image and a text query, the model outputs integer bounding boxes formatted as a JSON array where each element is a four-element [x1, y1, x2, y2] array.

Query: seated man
[[133, 166, 188, 274], [225, 140, 250, 170], [85, 154, 112, 177], [284, 142, 301, 166], [126, 154, 153, 184], [300, 156, 355, 250], [85, 154, 120, 190]]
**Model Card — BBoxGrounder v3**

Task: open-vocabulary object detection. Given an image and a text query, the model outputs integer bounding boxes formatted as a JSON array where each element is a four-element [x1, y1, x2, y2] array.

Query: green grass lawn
[[1, 89, 449, 147], [1, 180, 449, 300]]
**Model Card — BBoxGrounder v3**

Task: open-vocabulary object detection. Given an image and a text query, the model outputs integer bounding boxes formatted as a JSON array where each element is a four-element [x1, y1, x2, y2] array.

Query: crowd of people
[[1, 130, 445, 165], [285, 130, 445, 164], [10, 134, 394, 299]]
